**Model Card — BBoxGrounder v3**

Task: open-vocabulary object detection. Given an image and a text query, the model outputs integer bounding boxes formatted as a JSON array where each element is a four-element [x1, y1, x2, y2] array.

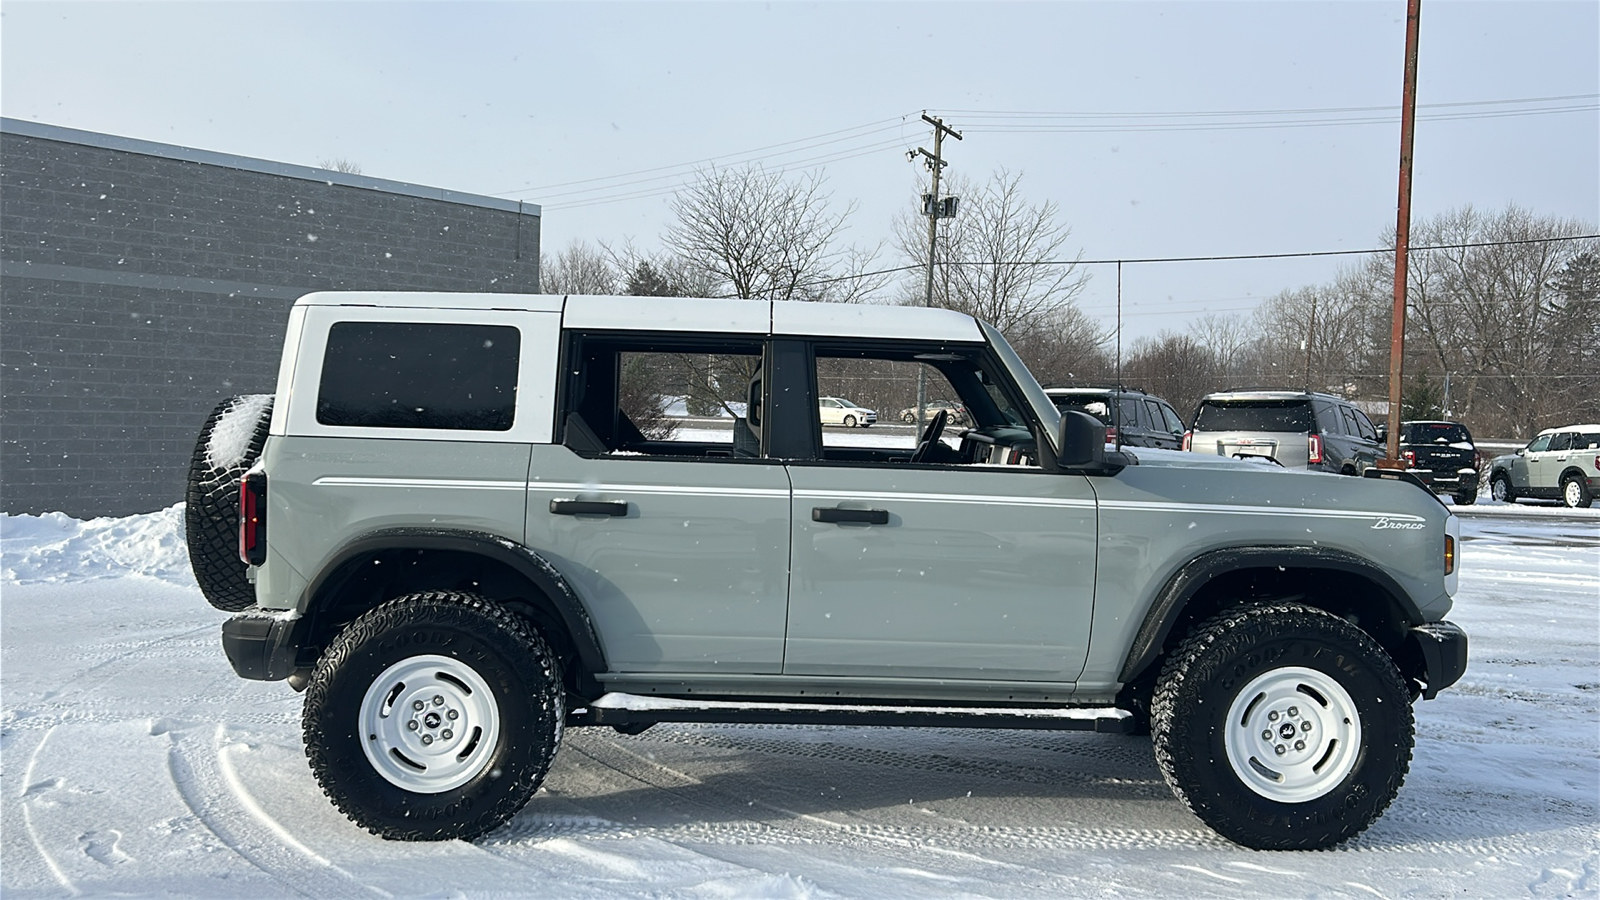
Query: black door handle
[[812, 506, 889, 525], [550, 499, 628, 517]]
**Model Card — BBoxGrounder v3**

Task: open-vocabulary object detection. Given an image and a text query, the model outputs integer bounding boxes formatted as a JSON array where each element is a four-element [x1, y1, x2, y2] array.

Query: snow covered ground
[[2, 503, 1595, 898]]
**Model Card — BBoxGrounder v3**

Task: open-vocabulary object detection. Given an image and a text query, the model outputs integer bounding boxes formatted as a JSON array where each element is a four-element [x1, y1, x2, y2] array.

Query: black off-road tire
[[1562, 474, 1592, 509], [302, 592, 564, 841], [184, 395, 274, 612], [1151, 603, 1413, 850], [1453, 488, 1477, 506]]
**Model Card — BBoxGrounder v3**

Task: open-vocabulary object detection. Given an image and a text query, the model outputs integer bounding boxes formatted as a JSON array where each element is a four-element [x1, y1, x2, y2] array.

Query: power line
[[939, 93, 1597, 121], [725, 233, 1600, 297]]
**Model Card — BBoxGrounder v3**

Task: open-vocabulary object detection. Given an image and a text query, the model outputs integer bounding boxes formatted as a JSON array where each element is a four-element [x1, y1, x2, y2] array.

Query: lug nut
[[433, 695, 444, 706], [441, 729, 453, 740], [413, 700, 425, 711], [1262, 730, 1273, 741], [1275, 744, 1287, 756], [421, 734, 434, 745], [1268, 711, 1280, 722], [447, 709, 459, 720], [407, 720, 419, 731], [1288, 706, 1299, 718], [1302, 721, 1313, 732], [1295, 740, 1306, 751]]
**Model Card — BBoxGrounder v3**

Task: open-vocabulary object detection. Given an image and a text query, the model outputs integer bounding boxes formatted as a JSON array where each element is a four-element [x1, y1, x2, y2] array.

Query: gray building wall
[[1, 119, 541, 517]]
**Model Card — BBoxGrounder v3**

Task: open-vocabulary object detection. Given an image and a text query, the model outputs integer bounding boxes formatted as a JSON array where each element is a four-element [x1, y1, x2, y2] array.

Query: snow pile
[[205, 394, 273, 469], [0, 504, 194, 585]]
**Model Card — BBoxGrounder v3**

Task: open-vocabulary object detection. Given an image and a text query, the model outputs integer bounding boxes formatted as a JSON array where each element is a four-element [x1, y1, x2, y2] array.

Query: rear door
[[524, 330, 793, 675]]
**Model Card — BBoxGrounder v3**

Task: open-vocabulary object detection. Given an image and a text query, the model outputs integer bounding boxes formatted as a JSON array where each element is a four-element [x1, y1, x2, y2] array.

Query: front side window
[[317, 322, 519, 431], [811, 345, 1037, 467], [1526, 434, 1553, 453]]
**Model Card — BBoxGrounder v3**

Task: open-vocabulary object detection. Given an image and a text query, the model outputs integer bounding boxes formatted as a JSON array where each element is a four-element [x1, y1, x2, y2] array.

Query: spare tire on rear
[[185, 395, 274, 612]]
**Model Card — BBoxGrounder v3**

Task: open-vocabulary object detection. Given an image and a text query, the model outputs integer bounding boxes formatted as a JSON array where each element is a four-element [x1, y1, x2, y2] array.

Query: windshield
[[979, 321, 1061, 453], [1195, 399, 1312, 432], [1403, 422, 1471, 444]]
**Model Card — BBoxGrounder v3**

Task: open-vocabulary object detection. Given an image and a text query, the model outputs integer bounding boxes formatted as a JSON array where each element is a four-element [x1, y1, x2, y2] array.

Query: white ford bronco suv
[[185, 292, 1467, 850]]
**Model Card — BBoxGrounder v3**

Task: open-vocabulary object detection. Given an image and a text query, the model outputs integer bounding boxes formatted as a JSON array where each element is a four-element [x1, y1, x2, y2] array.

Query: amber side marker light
[[1444, 534, 1456, 576]]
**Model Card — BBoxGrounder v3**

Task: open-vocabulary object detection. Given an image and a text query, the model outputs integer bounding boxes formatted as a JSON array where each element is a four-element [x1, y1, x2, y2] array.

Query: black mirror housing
[[1058, 410, 1128, 474]]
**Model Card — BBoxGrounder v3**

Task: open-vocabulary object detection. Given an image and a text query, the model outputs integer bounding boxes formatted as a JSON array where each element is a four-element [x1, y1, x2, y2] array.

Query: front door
[[781, 346, 1097, 684]]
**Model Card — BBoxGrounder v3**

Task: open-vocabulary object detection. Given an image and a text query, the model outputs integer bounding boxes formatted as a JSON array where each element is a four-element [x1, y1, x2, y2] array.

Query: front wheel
[[1151, 604, 1413, 850], [1490, 473, 1515, 503], [843, 414, 857, 428], [1563, 475, 1593, 508], [302, 592, 564, 840]]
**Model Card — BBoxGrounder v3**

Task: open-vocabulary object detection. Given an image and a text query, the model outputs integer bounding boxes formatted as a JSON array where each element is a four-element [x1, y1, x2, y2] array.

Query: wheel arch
[[1118, 545, 1425, 689], [296, 528, 607, 698]]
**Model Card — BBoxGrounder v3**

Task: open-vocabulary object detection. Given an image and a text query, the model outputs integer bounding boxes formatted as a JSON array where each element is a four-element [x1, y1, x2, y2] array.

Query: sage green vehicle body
[[242, 291, 1460, 710]]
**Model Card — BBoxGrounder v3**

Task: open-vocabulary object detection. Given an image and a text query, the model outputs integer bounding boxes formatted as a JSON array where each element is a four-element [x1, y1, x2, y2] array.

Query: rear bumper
[[1408, 467, 1478, 493], [1406, 620, 1468, 700], [221, 610, 301, 681]]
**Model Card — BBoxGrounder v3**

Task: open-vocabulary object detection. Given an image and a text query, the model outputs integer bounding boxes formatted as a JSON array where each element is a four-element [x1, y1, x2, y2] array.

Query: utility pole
[[1303, 294, 1317, 390], [910, 113, 962, 426], [1380, 0, 1422, 468]]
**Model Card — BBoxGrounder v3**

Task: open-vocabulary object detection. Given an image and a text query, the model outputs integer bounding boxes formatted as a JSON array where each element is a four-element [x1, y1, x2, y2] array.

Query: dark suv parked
[[1186, 389, 1382, 475], [1380, 420, 1479, 504], [1044, 386, 1186, 450]]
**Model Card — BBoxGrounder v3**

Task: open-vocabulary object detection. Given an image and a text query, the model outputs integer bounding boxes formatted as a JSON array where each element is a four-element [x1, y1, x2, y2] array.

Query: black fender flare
[[1118, 545, 1426, 684], [301, 527, 607, 679]]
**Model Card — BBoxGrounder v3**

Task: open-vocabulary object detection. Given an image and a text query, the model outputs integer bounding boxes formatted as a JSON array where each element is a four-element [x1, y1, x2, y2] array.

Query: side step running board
[[567, 693, 1134, 734]]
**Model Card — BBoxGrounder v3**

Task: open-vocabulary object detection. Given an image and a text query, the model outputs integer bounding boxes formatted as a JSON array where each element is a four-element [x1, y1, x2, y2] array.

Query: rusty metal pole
[[1379, 0, 1422, 469]]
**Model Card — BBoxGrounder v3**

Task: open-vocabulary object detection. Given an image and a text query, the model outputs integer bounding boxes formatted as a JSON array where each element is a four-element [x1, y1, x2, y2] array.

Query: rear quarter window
[[316, 322, 520, 431], [1194, 400, 1312, 433]]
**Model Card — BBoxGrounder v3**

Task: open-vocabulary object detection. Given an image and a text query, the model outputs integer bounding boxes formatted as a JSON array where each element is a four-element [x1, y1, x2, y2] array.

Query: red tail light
[[1308, 433, 1323, 464], [1106, 426, 1118, 444], [1182, 431, 1192, 451], [1402, 449, 1416, 466], [239, 471, 267, 566]]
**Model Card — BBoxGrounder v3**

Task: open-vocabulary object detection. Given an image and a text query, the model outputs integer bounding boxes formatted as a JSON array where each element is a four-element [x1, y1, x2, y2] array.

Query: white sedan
[[818, 396, 876, 427]]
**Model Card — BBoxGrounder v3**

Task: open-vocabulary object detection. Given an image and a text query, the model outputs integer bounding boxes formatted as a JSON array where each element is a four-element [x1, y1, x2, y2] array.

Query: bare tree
[[318, 157, 363, 175], [540, 241, 617, 295], [1125, 331, 1218, 419], [663, 165, 886, 302], [896, 168, 1106, 377]]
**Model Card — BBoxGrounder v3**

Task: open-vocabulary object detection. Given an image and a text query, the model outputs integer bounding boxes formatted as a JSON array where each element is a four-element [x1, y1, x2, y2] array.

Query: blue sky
[[4, 1, 1595, 338]]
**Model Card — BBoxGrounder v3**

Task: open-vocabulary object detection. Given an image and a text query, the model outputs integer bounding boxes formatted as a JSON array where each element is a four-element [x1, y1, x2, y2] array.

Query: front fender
[[1118, 545, 1425, 684]]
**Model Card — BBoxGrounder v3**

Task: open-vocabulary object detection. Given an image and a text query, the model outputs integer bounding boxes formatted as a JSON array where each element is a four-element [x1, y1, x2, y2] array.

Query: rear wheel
[[302, 592, 564, 841], [1151, 603, 1412, 850], [184, 395, 274, 611], [1490, 473, 1515, 503], [1563, 475, 1592, 509], [1453, 489, 1477, 506]]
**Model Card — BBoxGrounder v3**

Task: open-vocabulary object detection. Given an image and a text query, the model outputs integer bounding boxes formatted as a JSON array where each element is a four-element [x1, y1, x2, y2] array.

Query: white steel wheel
[[359, 654, 501, 794], [1222, 665, 1361, 803], [1563, 477, 1590, 508]]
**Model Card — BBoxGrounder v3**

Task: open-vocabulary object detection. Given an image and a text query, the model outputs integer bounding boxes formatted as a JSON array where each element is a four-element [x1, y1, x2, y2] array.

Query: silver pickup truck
[[186, 292, 1467, 851]]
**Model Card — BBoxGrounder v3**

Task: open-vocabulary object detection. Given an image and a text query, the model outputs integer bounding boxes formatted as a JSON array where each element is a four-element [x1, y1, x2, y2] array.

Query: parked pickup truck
[[185, 292, 1467, 851]]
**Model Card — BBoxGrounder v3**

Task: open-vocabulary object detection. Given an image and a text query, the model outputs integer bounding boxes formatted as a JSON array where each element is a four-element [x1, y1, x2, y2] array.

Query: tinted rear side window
[[317, 322, 520, 431], [1194, 400, 1312, 432]]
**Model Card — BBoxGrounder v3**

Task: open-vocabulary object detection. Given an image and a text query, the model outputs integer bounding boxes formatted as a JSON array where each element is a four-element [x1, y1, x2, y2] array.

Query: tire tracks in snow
[[165, 723, 388, 899]]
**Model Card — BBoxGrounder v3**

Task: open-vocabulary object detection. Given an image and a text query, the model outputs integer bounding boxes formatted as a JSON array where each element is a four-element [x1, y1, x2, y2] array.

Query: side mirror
[[1515, 448, 1525, 457], [1058, 410, 1126, 474], [1375, 426, 1387, 443]]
